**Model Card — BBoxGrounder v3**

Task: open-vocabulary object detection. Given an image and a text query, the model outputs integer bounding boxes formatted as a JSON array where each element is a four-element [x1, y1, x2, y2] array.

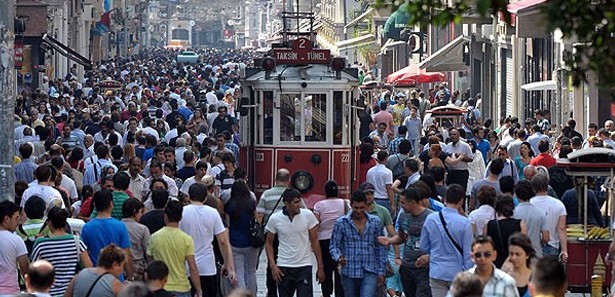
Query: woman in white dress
[[466, 139, 486, 196]]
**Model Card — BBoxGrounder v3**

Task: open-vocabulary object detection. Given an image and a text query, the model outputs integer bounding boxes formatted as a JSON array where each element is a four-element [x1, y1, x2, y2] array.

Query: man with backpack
[[387, 139, 412, 181], [16, 196, 49, 254]]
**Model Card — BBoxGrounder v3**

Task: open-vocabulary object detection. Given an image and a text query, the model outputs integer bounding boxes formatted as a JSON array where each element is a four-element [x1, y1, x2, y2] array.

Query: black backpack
[[19, 223, 47, 255], [392, 154, 408, 180]]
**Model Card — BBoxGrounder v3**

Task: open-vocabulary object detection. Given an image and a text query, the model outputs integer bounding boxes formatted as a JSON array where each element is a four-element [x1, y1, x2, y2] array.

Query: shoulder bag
[[439, 211, 463, 256], [250, 195, 283, 248], [84, 272, 110, 297]]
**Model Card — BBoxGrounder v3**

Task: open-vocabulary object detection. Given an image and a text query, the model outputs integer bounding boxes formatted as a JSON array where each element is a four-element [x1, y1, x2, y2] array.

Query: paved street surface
[[254, 252, 322, 297]]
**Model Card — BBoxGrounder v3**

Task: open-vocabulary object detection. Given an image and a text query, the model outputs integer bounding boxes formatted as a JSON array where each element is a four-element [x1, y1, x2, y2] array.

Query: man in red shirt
[[372, 102, 394, 137], [530, 139, 557, 168]]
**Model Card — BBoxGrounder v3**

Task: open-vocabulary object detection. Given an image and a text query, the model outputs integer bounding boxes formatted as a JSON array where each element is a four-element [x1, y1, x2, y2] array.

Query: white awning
[[419, 35, 469, 72], [344, 8, 374, 30], [380, 38, 406, 54], [521, 80, 557, 91], [336, 34, 375, 51]]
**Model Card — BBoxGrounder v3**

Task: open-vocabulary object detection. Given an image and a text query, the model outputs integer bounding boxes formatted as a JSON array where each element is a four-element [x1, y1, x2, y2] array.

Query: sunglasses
[[473, 251, 492, 259]]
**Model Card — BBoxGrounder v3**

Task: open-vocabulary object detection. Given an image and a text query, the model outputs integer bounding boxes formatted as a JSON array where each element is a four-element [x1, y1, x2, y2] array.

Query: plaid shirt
[[330, 212, 387, 278], [466, 265, 520, 297], [389, 136, 405, 155], [225, 142, 240, 163]]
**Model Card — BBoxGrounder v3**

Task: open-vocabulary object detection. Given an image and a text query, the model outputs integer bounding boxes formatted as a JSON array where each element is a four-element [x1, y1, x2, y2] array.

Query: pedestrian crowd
[[6, 47, 261, 297], [2, 47, 611, 297]]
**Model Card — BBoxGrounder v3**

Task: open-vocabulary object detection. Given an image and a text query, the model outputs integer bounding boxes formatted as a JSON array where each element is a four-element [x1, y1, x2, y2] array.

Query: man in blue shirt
[[81, 189, 133, 280], [330, 190, 387, 297], [15, 143, 38, 183], [473, 126, 491, 165], [419, 184, 473, 297]]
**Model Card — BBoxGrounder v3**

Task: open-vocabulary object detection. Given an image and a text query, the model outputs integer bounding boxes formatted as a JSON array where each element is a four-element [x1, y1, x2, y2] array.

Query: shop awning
[[521, 80, 557, 91], [382, 3, 412, 41], [419, 35, 468, 72], [507, 0, 548, 37], [507, 0, 547, 14], [42, 33, 92, 69], [380, 38, 406, 54], [336, 34, 375, 51]]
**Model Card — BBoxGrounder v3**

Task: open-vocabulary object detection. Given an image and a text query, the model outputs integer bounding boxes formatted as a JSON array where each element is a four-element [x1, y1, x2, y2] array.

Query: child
[[75, 185, 93, 222], [145, 261, 173, 297]]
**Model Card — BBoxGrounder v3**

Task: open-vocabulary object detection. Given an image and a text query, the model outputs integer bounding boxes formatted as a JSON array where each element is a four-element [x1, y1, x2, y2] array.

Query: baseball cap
[[359, 182, 375, 193]]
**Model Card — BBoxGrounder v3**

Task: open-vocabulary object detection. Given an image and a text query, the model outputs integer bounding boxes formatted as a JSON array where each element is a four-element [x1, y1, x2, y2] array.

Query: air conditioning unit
[[481, 24, 493, 39], [82, 5, 95, 21]]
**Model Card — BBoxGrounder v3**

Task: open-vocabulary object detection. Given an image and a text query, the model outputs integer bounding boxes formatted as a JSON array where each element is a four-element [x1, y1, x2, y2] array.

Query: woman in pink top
[[314, 180, 349, 297]]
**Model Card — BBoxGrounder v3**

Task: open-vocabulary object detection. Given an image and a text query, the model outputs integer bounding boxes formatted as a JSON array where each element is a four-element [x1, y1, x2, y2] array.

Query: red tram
[[239, 12, 360, 205]]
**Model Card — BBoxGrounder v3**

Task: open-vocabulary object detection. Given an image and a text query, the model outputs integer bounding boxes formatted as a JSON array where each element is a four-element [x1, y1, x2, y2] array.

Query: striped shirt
[[32, 235, 87, 297], [214, 170, 235, 192]]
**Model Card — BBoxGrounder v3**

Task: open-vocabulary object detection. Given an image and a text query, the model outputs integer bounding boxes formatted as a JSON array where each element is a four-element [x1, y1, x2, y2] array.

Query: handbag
[[249, 219, 265, 248], [250, 195, 283, 248]]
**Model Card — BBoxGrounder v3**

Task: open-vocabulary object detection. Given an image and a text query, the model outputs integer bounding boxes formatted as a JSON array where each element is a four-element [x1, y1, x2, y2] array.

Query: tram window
[[306, 94, 326, 142], [263, 91, 273, 144], [279, 94, 301, 142], [333, 91, 343, 145]]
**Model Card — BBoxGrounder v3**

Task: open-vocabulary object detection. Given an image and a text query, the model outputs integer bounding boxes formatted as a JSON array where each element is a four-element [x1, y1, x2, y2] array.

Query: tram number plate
[[255, 152, 265, 162], [341, 153, 350, 163]]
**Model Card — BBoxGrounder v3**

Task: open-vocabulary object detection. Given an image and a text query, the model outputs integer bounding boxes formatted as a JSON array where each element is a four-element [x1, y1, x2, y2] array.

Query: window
[[305, 94, 326, 142], [172, 29, 189, 40], [333, 91, 343, 145], [279, 93, 300, 142], [263, 91, 273, 144]]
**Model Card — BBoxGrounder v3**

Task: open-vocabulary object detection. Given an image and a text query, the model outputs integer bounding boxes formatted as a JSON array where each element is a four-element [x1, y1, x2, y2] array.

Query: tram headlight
[[292, 171, 314, 193]]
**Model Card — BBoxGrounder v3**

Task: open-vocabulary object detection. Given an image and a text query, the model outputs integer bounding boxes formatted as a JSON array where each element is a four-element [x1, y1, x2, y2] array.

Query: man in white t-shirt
[[21, 165, 65, 213], [0, 200, 30, 295], [265, 189, 325, 297], [530, 174, 568, 262], [179, 183, 237, 296], [179, 160, 208, 196], [366, 150, 395, 215]]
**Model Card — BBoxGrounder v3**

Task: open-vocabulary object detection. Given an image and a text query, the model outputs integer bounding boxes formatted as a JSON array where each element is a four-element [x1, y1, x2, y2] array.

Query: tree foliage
[[374, 0, 615, 95]]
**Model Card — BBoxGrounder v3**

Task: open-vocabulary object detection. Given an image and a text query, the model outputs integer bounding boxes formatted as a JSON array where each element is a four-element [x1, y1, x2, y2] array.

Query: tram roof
[[244, 64, 359, 83]]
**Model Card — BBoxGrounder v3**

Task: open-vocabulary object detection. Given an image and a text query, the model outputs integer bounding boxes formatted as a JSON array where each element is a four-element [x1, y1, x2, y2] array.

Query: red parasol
[[385, 64, 446, 86]]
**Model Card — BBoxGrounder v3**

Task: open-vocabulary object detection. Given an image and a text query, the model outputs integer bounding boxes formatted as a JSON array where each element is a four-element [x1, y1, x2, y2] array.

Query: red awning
[[385, 64, 446, 86], [504, 0, 547, 28], [507, 0, 546, 14]]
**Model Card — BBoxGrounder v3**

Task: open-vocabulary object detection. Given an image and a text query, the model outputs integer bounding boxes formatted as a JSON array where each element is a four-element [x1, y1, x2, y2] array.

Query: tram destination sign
[[273, 37, 331, 64]]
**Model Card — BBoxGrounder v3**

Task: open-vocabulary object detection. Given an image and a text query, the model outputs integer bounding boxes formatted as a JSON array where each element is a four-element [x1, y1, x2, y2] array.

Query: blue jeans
[[543, 244, 560, 259], [342, 272, 378, 297], [232, 246, 258, 294]]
